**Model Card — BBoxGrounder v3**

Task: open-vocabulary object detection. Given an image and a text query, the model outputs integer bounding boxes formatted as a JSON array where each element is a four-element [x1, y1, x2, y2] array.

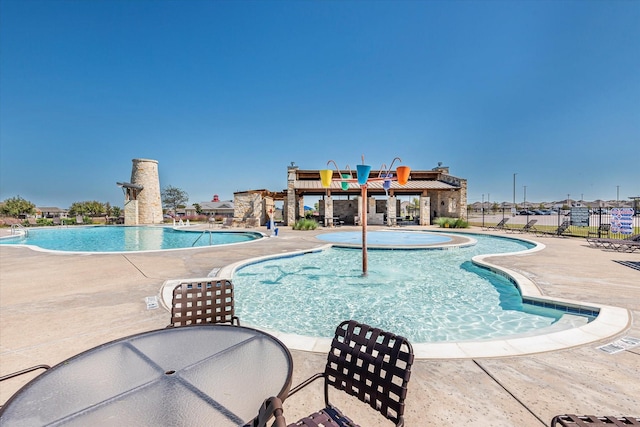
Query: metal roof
[[293, 180, 458, 191]]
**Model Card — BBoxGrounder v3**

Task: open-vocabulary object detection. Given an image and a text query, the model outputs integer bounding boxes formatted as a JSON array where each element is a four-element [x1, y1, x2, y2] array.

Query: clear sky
[[1, 0, 638, 209]]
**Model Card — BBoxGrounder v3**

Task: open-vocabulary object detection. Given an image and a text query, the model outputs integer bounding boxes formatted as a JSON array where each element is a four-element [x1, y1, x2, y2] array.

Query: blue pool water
[[233, 233, 574, 342], [0, 227, 262, 252], [316, 230, 452, 245]]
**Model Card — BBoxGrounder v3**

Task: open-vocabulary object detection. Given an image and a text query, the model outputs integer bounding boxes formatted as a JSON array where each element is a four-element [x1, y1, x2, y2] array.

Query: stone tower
[[128, 158, 163, 225]]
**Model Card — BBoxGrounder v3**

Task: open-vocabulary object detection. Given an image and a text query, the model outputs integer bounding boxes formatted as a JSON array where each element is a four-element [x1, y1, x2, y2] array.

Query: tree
[[0, 196, 35, 218], [193, 203, 202, 215], [69, 201, 105, 217], [162, 186, 189, 215]]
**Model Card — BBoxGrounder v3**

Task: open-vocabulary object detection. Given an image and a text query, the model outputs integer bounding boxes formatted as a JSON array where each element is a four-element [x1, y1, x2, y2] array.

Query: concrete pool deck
[[1, 225, 639, 425]]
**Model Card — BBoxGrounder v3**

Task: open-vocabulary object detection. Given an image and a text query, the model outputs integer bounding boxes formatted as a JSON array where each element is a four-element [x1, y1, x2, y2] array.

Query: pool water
[[316, 230, 452, 245], [233, 234, 567, 342], [0, 227, 262, 252]]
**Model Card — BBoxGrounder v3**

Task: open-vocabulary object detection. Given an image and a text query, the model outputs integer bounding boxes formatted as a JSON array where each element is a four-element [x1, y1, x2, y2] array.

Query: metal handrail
[[10, 223, 28, 236], [191, 231, 213, 247]]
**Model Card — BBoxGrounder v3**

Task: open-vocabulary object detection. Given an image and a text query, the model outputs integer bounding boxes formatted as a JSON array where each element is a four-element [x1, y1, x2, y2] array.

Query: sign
[[611, 207, 634, 235], [570, 207, 589, 227]]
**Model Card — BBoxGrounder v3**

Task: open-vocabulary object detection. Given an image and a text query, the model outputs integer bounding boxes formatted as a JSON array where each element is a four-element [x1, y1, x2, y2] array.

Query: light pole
[[482, 194, 485, 228], [524, 185, 527, 217], [321, 156, 410, 276], [513, 173, 517, 210], [617, 185, 620, 206]]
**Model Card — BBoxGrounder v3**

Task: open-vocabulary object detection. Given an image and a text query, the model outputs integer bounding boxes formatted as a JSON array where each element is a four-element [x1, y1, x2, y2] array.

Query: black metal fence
[[473, 207, 640, 239]]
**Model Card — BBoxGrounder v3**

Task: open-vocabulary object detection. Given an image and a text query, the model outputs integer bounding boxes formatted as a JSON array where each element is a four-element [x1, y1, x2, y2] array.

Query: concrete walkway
[[1, 225, 638, 426]]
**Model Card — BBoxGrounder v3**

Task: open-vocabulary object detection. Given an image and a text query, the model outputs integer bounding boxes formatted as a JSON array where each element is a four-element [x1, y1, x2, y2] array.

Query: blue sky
[[1, 0, 638, 209]]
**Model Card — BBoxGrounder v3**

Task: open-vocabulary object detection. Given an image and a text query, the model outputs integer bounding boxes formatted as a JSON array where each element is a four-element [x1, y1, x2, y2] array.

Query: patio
[[0, 225, 638, 426]]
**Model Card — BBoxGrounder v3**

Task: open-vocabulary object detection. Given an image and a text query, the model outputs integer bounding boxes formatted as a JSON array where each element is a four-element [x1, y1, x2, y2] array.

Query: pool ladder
[[10, 223, 28, 236], [191, 231, 213, 247]]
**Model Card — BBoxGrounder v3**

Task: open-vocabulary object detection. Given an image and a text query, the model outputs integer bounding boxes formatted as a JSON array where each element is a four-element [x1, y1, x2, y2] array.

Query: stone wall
[[234, 192, 263, 225]]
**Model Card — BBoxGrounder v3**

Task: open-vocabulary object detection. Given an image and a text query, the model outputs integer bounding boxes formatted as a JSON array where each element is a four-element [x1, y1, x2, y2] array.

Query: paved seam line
[[121, 255, 151, 278], [473, 360, 547, 426]]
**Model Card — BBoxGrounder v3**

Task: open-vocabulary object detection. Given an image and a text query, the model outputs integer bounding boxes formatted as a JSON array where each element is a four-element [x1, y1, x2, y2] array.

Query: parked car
[[518, 210, 536, 215]]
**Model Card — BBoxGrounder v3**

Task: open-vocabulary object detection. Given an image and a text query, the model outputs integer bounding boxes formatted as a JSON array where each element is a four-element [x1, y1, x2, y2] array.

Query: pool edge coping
[[159, 235, 632, 359]]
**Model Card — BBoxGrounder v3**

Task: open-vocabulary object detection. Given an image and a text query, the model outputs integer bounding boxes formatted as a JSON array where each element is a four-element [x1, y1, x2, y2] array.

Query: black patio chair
[[245, 396, 286, 427], [168, 279, 240, 327], [285, 319, 414, 427], [550, 414, 640, 426]]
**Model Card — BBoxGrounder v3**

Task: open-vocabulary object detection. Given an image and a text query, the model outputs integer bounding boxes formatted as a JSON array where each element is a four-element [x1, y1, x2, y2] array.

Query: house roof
[[37, 207, 68, 213], [199, 201, 234, 210], [183, 201, 234, 211]]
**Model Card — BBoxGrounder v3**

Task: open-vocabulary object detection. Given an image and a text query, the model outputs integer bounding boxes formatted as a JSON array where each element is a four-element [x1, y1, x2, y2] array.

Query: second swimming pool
[[0, 226, 263, 252]]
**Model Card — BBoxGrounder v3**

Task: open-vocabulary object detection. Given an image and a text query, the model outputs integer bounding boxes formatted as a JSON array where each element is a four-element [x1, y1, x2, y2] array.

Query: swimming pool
[[0, 226, 263, 252], [232, 233, 592, 343]]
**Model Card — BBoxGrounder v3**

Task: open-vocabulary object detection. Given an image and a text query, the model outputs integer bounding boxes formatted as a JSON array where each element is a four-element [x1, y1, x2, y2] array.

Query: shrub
[[293, 218, 318, 230], [434, 217, 469, 228]]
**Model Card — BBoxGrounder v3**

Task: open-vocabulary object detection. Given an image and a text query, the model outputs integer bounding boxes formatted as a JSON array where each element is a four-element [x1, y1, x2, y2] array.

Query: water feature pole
[[321, 156, 410, 276], [361, 183, 368, 275]]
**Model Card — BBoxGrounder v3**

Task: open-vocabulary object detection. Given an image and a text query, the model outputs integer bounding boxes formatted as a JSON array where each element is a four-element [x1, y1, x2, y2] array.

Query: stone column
[[367, 196, 376, 224], [323, 196, 333, 227], [286, 165, 298, 226], [386, 195, 397, 226], [420, 195, 431, 225], [130, 159, 162, 225]]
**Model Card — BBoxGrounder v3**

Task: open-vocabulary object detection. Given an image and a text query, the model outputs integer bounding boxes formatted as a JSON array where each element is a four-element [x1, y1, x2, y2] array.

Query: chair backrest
[[524, 219, 537, 229], [551, 414, 640, 426], [170, 279, 239, 327], [557, 220, 570, 233], [323, 320, 414, 425]]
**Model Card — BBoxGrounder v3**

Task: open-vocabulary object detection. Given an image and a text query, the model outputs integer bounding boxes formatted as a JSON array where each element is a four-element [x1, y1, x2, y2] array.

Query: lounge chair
[[507, 219, 537, 233], [550, 414, 640, 426], [168, 279, 240, 327], [283, 319, 414, 427], [484, 218, 509, 231], [587, 234, 640, 251], [610, 237, 640, 253], [75, 215, 84, 225], [587, 224, 610, 239], [52, 217, 61, 226], [26, 218, 38, 227], [536, 219, 570, 237]]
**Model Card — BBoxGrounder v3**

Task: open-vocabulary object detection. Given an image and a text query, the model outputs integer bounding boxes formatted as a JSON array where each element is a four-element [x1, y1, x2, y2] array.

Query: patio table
[[0, 325, 293, 426]]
